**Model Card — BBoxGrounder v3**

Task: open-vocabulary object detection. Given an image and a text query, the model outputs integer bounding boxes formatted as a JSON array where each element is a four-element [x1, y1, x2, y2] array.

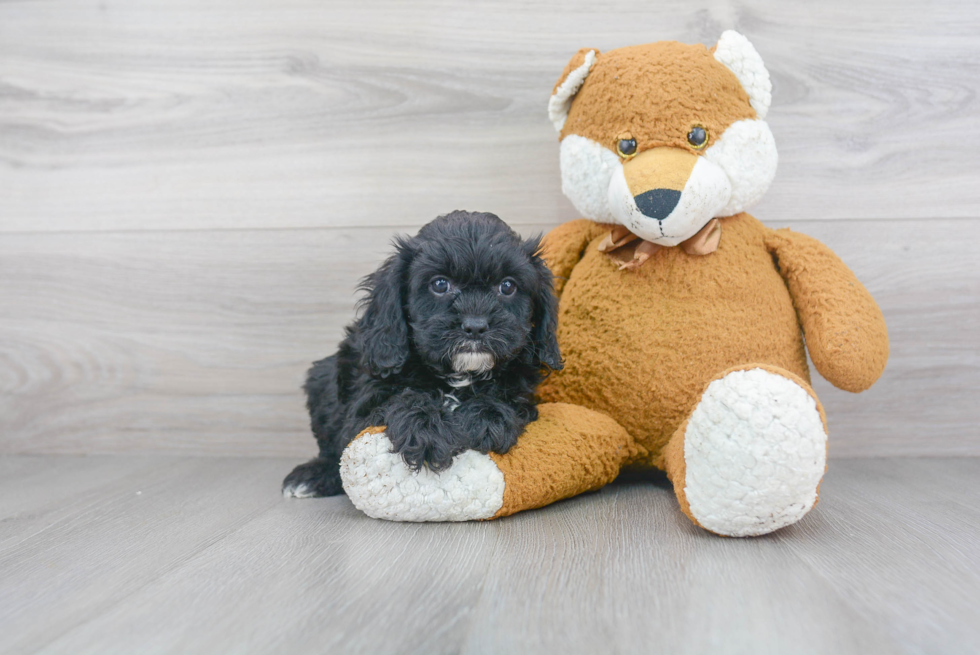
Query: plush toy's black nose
[[634, 188, 681, 220], [462, 317, 489, 336]]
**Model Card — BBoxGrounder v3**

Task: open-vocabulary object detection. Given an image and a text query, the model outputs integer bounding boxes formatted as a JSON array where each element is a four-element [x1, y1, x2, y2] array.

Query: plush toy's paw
[[339, 429, 505, 521], [680, 368, 827, 537], [282, 457, 344, 498]]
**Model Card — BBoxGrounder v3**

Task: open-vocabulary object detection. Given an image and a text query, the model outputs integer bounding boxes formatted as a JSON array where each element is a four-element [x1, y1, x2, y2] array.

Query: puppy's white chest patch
[[446, 375, 473, 388], [443, 393, 461, 412]]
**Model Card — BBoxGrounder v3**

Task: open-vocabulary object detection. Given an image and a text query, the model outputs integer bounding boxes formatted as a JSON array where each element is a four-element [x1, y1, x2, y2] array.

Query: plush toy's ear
[[548, 47, 599, 132], [523, 235, 563, 371], [712, 31, 772, 119], [355, 237, 414, 378]]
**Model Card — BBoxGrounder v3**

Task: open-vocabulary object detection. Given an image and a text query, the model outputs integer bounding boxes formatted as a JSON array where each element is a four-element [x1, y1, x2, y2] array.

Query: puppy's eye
[[430, 277, 451, 295], [498, 278, 517, 296], [617, 137, 637, 159], [687, 125, 708, 150]]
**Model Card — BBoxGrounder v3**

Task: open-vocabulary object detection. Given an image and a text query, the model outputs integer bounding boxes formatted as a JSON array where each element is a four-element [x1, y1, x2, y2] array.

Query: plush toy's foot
[[340, 427, 506, 521], [340, 404, 635, 522], [665, 366, 828, 537]]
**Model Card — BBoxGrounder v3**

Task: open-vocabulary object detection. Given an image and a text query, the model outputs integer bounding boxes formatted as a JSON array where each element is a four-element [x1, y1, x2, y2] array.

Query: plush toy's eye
[[687, 125, 708, 150], [617, 138, 638, 158], [430, 277, 451, 295], [498, 278, 517, 296]]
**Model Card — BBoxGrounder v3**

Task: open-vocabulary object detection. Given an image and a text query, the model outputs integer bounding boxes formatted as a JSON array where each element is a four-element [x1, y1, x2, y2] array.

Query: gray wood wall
[[2, 0, 977, 458]]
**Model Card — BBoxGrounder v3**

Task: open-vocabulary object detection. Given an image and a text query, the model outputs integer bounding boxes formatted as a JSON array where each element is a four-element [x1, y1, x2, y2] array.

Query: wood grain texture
[[1, 455, 976, 654], [462, 476, 901, 655], [0, 456, 288, 654], [1, 218, 977, 457], [1, 0, 977, 458], [1, 0, 979, 233], [0, 455, 162, 550], [786, 458, 980, 654]]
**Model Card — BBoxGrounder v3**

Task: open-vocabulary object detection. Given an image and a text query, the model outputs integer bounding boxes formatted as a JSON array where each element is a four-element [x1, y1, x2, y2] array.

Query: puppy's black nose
[[461, 317, 489, 336]]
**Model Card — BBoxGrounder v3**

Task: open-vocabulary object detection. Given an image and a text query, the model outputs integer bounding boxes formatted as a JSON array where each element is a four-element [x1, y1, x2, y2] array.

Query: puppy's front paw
[[340, 429, 505, 522], [383, 390, 460, 472], [449, 398, 523, 456], [282, 457, 344, 498]]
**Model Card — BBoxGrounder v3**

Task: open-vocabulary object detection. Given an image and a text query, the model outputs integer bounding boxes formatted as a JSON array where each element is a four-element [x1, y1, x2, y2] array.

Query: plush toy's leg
[[488, 403, 636, 518], [340, 403, 635, 522], [663, 365, 828, 537]]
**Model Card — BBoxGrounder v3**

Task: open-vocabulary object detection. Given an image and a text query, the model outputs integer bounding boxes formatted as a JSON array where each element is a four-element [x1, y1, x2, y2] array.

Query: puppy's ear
[[524, 235, 563, 371], [356, 236, 414, 378]]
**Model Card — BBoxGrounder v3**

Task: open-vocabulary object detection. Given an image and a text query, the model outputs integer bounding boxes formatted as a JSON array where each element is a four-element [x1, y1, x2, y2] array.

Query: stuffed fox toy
[[339, 31, 889, 536]]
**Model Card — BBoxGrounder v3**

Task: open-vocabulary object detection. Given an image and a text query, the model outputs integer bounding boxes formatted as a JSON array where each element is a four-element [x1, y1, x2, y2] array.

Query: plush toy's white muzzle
[[559, 118, 777, 245], [606, 154, 732, 246]]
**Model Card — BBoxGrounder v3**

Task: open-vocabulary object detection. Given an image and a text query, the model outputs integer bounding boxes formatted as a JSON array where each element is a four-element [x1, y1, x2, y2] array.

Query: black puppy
[[282, 211, 562, 498]]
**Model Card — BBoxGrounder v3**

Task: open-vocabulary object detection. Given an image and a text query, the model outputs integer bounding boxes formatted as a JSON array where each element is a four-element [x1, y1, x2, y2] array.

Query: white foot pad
[[340, 431, 505, 522], [684, 369, 827, 536]]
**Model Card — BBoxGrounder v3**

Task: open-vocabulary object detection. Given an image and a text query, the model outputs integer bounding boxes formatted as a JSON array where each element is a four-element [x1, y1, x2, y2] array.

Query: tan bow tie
[[597, 219, 722, 270]]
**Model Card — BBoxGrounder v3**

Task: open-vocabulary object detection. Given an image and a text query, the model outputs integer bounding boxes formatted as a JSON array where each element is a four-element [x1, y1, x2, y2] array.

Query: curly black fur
[[282, 210, 562, 498]]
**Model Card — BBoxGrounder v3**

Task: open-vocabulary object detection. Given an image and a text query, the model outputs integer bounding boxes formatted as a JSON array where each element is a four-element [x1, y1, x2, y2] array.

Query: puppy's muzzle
[[461, 316, 489, 337]]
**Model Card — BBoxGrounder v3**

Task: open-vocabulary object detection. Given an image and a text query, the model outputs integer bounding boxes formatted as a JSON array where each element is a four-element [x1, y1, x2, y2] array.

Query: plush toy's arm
[[766, 228, 889, 393], [541, 219, 607, 296]]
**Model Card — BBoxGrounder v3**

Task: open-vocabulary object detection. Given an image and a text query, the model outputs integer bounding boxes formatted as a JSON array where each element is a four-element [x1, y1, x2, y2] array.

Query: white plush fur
[[548, 49, 597, 132], [713, 31, 772, 119], [682, 369, 827, 537], [607, 156, 732, 246], [340, 431, 505, 522], [564, 123, 778, 245], [559, 134, 622, 224], [703, 119, 778, 216]]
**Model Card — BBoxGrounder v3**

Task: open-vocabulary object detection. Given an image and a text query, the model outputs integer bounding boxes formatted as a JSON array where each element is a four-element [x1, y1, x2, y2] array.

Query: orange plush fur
[[558, 41, 756, 153]]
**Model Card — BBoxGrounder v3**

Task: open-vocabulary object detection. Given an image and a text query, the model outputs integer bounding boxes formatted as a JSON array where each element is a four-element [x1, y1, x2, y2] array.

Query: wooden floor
[[1, 456, 977, 655]]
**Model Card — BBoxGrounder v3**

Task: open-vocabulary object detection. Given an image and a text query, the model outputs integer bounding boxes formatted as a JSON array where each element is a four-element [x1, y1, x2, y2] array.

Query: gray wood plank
[[0, 225, 414, 458], [781, 458, 980, 655], [0, 456, 288, 654], [1, 0, 979, 234], [35, 496, 500, 655], [2, 456, 975, 655], [461, 482, 902, 655], [0, 455, 162, 549], [1, 219, 976, 457]]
